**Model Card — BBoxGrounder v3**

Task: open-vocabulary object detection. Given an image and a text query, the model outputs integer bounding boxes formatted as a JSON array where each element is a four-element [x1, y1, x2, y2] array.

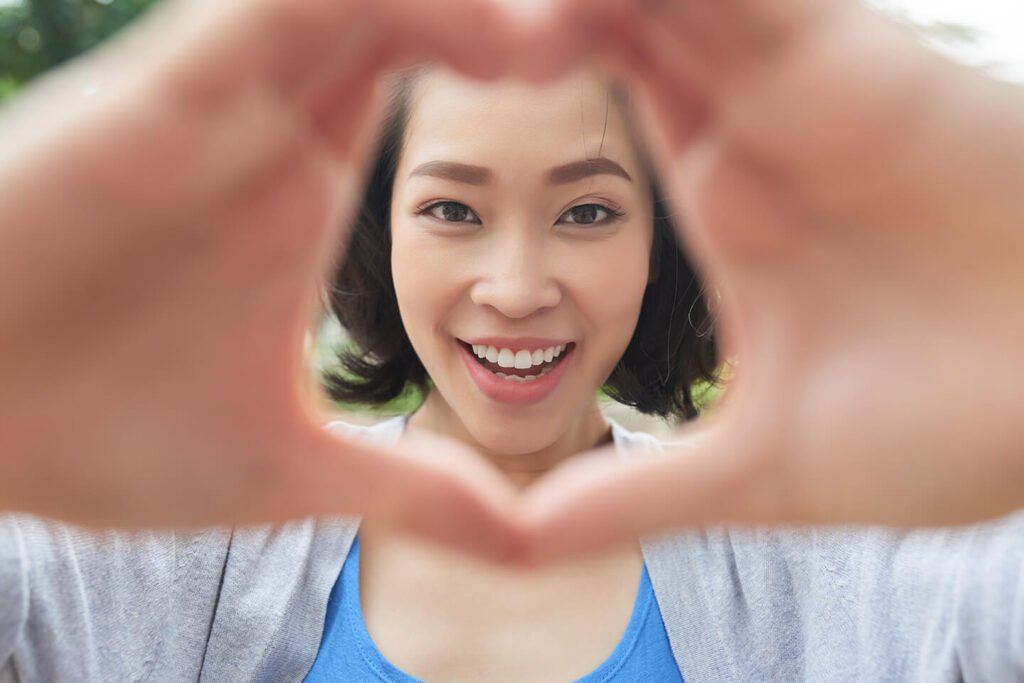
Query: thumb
[[273, 420, 528, 564], [518, 416, 779, 565]]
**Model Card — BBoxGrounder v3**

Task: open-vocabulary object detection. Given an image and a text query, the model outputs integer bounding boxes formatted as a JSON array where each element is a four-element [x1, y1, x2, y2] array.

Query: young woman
[[308, 69, 1024, 682], [308, 69, 716, 681], [4, 0, 1024, 681]]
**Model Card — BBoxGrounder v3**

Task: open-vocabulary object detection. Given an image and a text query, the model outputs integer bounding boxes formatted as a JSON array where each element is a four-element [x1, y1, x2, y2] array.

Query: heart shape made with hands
[[11, 0, 1023, 566], [304, 0, 1024, 565]]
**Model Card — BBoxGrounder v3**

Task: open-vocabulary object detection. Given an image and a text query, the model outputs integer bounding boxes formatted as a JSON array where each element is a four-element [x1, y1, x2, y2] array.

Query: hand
[[520, 0, 1024, 563], [0, 0, 540, 560]]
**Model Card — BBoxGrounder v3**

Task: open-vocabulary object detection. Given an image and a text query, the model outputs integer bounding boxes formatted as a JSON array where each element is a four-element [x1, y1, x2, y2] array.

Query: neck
[[408, 392, 612, 490]]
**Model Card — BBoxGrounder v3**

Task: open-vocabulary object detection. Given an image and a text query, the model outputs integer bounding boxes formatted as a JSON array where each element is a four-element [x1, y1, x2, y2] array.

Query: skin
[[358, 529, 641, 682], [522, 0, 1024, 562], [393, 71, 653, 488], [356, 72, 651, 680], [0, 0, 531, 561], [0, 0, 1023, 570]]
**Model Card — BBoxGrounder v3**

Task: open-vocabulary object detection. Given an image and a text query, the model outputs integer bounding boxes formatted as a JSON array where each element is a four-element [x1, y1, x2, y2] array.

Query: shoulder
[[324, 415, 407, 444], [608, 419, 667, 457], [1, 513, 229, 680], [609, 417, 720, 461]]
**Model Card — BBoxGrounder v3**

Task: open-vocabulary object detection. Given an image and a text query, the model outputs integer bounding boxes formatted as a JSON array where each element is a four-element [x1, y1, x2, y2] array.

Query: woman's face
[[390, 71, 653, 455]]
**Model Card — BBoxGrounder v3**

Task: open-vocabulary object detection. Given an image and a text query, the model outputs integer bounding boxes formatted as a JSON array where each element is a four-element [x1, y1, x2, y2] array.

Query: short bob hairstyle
[[324, 76, 718, 421]]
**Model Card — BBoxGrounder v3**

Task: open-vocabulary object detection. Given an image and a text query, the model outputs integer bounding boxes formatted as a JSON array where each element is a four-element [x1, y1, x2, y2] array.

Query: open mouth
[[457, 340, 576, 383]]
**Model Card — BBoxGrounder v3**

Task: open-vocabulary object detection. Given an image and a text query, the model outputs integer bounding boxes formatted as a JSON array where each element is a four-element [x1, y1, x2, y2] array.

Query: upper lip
[[458, 336, 575, 350]]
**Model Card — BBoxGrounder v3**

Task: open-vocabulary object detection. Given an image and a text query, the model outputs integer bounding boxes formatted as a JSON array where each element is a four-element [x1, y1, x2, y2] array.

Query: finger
[[552, 0, 711, 156], [640, 0, 743, 84], [517, 417, 782, 565], [498, 0, 597, 83], [387, 0, 521, 81], [380, 429, 530, 562], [304, 65, 388, 160], [276, 422, 527, 564], [629, 49, 708, 158], [650, 0, 834, 74], [548, 0, 774, 87], [520, 0, 675, 83], [153, 0, 520, 105]]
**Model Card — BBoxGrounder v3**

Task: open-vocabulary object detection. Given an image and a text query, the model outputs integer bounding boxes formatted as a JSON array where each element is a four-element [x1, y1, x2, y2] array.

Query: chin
[[468, 419, 558, 457]]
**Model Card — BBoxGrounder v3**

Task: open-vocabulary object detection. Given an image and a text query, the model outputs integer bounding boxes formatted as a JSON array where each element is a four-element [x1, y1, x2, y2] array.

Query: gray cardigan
[[2, 417, 1022, 682]]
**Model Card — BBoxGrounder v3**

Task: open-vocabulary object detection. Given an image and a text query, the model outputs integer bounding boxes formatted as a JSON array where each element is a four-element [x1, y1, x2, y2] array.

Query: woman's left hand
[[0, 0, 540, 560], [518, 0, 1024, 564]]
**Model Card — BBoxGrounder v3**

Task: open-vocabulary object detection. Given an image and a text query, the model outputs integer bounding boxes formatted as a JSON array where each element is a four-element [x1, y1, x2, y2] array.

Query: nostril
[[468, 277, 562, 319]]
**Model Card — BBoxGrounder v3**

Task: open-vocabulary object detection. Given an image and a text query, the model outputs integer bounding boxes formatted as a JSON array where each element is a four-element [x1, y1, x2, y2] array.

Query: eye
[[558, 203, 622, 226], [420, 201, 481, 224]]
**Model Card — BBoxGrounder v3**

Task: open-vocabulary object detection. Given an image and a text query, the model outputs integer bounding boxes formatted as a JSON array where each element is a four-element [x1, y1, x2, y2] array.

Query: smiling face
[[390, 70, 653, 458]]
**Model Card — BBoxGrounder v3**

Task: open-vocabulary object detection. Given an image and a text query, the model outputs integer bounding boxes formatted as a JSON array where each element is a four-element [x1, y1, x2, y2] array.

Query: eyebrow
[[547, 158, 633, 185], [407, 157, 633, 186], [408, 161, 491, 185]]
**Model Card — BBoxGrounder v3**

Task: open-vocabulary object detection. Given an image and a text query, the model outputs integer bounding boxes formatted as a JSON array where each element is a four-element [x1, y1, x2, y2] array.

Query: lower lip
[[458, 342, 574, 405]]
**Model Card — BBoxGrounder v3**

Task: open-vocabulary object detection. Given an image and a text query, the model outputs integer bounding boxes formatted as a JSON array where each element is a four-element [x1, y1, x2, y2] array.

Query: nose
[[469, 233, 561, 319]]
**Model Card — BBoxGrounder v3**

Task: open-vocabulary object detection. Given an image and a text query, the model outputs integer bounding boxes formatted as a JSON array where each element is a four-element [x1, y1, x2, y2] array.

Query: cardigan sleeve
[[953, 509, 1024, 681], [0, 516, 28, 670], [0, 514, 232, 682]]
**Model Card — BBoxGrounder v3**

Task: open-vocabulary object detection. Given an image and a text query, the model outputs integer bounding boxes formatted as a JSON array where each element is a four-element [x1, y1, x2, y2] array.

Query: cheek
[[566, 234, 652, 366], [390, 224, 437, 347], [390, 222, 467, 367], [557, 232, 651, 387]]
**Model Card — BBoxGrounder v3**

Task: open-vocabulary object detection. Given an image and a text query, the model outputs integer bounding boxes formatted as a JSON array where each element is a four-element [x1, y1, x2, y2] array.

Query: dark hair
[[324, 77, 718, 420]]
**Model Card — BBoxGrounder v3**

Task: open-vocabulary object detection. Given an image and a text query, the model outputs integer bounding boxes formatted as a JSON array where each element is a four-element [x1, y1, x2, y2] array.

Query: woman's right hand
[[520, 0, 1024, 563], [0, 0, 535, 560]]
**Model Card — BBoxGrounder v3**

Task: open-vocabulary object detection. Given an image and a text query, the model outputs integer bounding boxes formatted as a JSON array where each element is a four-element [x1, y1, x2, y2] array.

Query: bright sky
[[873, 0, 1024, 82], [1, 0, 1021, 81]]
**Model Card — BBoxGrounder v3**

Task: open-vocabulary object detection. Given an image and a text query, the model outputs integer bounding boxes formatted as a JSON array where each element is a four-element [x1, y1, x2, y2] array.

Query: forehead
[[400, 69, 641, 177]]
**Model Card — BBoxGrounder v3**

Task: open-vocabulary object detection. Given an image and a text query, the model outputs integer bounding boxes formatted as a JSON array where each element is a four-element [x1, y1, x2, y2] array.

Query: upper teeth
[[470, 344, 567, 369]]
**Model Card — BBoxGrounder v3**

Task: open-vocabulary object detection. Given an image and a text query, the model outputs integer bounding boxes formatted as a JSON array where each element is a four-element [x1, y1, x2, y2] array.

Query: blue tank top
[[305, 535, 684, 682]]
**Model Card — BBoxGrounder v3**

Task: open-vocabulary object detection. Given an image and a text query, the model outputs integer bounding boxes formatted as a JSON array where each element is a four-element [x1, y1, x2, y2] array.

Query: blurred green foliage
[[0, 0, 158, 102]]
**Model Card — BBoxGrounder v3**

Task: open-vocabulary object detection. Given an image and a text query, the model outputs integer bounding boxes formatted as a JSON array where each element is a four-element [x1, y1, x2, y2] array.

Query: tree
[[0, 0, 159, 102]]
